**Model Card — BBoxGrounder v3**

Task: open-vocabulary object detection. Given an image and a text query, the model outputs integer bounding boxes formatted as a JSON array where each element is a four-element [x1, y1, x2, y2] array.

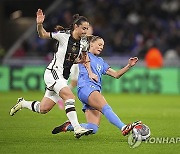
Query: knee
[[87, 123, 99, 134], [60, 90, 75, 101]]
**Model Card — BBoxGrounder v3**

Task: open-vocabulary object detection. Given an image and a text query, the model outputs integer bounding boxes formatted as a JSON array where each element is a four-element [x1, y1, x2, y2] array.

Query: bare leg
[[88, 91, 125, 130], [85, 109, 101, 126]]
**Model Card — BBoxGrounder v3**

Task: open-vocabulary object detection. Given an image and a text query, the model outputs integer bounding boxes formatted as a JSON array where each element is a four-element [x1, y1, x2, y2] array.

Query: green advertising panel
[[0, 66, 179, 94], [0, 66, 45, 91], [0, 66, 9, 91], [102, 67, 180, 94], [10, 66, 45, 91]]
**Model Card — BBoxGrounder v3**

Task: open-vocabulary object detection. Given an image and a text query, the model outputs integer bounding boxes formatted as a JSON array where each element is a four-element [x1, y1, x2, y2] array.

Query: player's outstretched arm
[[36, 9, 50, 39], [106, 57, 138, 79]]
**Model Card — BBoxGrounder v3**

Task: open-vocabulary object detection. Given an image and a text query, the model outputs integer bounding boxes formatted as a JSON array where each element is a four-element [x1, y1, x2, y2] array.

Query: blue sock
[[86, 123, 99, 134], [102, 104, 125, 129], [67, 123, 98, 134], [67, 123, 87, 131]]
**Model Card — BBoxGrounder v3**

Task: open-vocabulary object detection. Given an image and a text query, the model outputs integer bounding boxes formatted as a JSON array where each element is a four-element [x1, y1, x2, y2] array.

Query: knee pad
[[87, 123, 99, 134]]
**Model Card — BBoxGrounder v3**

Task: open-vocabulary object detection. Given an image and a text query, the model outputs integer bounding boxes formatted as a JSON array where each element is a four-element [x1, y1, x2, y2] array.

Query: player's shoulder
[[52, 30, 70, 35], [98, 57, 104, 61], [96, 56, 104, 62], [59, 30, 70, 34], [88, 52, 104, 61]]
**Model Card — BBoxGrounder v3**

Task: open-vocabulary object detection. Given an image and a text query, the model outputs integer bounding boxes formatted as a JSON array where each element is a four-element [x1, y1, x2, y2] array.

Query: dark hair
[[55, 14, 89, 31]]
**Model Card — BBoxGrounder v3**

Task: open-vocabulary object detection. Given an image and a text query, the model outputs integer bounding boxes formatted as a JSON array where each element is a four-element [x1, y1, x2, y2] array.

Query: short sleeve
[[50, 31, 70, 45], [101, 58, 110, 75], [51, 32, 63, 41]]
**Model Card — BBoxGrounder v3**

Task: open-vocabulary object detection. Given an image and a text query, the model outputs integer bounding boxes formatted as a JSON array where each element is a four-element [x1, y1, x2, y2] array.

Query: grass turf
[[0, 91, 180, 154]]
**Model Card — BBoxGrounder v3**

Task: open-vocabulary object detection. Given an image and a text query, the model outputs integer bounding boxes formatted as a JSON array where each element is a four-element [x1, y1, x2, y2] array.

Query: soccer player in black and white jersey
[[10, 9, 97, 138]]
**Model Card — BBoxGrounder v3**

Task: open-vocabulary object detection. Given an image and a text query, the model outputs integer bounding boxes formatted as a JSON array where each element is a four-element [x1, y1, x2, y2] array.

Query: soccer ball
[[132, 123, 150, 141]]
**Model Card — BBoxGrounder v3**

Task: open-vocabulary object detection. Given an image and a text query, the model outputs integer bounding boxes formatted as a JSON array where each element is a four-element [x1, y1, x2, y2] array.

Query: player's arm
[[83, 53, 98, 82], [106, 57, 138, 79], [36, 9, 50, 39]]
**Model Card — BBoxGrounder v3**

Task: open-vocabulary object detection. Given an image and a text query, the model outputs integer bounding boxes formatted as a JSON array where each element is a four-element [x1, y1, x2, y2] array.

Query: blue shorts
[[77, 84, 101, 112]]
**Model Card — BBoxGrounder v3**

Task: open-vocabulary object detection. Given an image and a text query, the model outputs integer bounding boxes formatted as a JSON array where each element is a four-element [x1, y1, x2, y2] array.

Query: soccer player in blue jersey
[[52, 35, 141, 136]]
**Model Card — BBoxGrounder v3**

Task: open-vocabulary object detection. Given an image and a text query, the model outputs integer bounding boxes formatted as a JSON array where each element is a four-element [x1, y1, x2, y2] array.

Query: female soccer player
[[10, 9, 97, 138], [52, 36, 141, 136], [57, 24, 93, 109]]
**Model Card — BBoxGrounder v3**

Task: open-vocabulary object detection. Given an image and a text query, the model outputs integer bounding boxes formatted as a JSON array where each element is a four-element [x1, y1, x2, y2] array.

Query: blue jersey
[[77, 52, 110, 90]]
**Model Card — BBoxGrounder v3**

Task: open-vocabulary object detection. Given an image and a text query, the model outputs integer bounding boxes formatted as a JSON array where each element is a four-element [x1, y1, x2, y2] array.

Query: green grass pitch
[[0, 91, 180, 154]]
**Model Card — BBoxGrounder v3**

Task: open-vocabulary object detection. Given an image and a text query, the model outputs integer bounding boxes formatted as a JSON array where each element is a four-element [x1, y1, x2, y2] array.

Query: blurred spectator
[[13, 41, 27, 58], [164, 49, 179, 61], [8, 0, 180, 59]]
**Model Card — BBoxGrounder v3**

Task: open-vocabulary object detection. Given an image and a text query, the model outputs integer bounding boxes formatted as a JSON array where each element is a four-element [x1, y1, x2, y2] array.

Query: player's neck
[[72, 31, 80, 40]]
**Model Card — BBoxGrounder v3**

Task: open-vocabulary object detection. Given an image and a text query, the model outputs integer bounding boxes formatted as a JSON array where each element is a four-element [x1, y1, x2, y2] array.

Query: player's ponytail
[[54, 25, 65, 31]]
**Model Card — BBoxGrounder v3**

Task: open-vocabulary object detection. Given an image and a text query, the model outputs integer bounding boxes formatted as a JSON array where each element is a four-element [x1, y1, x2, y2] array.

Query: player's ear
[[90, 43, 93, 48], [74, 24, 78, 29]]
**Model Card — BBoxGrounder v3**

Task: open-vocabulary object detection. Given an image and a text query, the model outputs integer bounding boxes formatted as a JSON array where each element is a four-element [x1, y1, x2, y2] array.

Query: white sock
[[121, 125, 126, 131], [65, 99, 81, 131], [22, 100, 40, 113]]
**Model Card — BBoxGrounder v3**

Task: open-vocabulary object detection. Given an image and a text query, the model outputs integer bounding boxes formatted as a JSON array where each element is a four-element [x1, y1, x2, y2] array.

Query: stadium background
[[0, 0, 180, 153]]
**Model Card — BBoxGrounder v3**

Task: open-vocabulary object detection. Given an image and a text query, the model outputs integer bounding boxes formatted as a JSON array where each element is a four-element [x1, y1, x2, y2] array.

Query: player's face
[[90, 39, 104, 55], [75, 22, 89, 38]]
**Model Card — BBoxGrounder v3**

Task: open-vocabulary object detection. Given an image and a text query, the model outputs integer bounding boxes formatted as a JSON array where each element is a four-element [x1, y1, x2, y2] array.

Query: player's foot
[[52, 120, 71, 134], [74, 127, 93, 139], [10, 97, 24, 116], [121, 120, 142, 136]]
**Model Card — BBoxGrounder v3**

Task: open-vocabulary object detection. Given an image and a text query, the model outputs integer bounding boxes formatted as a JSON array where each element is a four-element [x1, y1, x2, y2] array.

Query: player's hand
[[128, 57, 138, 67], [36, 9, 45, 24], [81, 37, 89, 52], [89, 73, 98, 82]]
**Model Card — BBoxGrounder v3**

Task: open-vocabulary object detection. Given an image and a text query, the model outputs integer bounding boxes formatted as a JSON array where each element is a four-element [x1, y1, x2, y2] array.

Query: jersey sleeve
[[50, 31, 65, 42], [101, 58, 110, 75]]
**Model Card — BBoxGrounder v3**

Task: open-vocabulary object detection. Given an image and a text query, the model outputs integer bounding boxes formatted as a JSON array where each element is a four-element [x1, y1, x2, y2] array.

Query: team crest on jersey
[[97, 64, 101, 72], [72, 46, 76, 52]]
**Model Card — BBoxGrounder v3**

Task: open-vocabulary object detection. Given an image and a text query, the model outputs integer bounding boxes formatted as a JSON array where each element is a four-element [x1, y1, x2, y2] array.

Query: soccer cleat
[[121, 120, 142, 136], [74, 127, 93, 139], [10, 97, 24, 116], [52, 120, 71, 134]]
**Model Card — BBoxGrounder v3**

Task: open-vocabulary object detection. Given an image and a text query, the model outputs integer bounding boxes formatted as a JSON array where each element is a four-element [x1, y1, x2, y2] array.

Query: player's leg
[[57, 80, 77, 110], [88, 91, 126, 130], [10, 89, 56, 116], [81, 109, 101, 134], [52, 109, 101, 134], [58, 64, 79, 110], [55, 83, 92, 138], [88, 91, 141, 136]]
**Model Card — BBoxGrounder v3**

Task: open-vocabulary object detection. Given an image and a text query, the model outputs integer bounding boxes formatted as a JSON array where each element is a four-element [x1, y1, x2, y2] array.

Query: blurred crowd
[[11, 0, 180, 60]]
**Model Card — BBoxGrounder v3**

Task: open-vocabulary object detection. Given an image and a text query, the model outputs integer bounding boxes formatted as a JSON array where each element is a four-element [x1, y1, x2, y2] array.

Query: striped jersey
[[47, 30, 85, 80]]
